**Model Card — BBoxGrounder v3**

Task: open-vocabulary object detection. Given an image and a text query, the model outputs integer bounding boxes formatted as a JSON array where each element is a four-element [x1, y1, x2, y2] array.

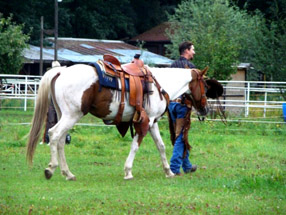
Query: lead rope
[[216, 97, 227, 125]]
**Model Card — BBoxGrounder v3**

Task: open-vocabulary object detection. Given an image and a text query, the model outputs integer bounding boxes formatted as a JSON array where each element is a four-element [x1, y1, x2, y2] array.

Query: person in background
[[41, 61, 71, 145], [42, 100, 71, 145], [168, 41, 197, 176]]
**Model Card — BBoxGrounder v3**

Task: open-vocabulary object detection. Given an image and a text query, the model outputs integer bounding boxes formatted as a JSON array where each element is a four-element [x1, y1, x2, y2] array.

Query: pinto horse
[[26, 63, 211, 181]]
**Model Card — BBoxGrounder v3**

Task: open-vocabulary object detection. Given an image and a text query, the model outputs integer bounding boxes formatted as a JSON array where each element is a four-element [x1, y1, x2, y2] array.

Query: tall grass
[[0, 110, 286, 214]]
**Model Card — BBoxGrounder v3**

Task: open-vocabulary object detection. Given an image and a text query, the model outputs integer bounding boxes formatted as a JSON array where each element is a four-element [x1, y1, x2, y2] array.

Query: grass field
[[0, 110, 286, 214]]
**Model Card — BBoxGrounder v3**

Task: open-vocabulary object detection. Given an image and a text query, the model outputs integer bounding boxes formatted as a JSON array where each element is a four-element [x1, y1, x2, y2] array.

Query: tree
[[130, 0, 180, 34], [231, 0, 286, 81], [232, 0, 286, 24], [166, 0, 268, 80], [0, 14, 30, 74], [0, 0, 181, 44], [249, 22, 286, 81]]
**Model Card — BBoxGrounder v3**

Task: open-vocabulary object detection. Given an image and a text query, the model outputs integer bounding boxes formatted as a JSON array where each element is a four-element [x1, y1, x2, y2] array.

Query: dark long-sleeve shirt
[[170, 56, 196, 69], [170, 57, 196, 100]]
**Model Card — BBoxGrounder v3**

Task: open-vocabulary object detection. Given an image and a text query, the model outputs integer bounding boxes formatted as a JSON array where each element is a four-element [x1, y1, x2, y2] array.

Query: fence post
[[263, 92, 267, 118], [24, 76, 28, 111], [34, 82, 37, 108], [245, 82, 250, 117]]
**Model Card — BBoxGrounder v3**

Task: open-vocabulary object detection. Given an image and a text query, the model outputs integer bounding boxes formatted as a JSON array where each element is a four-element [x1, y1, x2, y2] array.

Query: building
[[22, 37, 173, 75], [223, 63, 252, 114], [128, 22, 171, 57]]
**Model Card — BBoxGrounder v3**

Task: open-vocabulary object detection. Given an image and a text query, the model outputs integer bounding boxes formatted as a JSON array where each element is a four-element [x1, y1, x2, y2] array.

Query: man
[[41, 61, 71, 145], [169, 41, 197, 176], [42, 100, 71, 145]]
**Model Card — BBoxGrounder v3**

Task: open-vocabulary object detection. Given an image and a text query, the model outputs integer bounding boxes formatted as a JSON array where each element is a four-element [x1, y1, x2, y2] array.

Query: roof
[[23, 37, 173, 67], [129, 22, 171, 42], [237, 63, 252, 69]]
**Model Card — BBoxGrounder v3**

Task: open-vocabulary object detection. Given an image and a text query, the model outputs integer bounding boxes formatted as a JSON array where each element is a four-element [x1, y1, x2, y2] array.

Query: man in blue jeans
[[42, 100, 71, 145], [169, 41, 197, 176]]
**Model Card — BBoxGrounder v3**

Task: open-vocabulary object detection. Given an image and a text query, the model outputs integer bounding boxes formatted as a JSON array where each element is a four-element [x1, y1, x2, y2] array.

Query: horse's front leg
[[149, 122, 175, 178], [124, 135, 139, 180]]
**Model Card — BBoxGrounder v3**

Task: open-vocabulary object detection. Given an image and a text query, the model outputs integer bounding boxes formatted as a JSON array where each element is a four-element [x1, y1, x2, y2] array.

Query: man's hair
[[179, 41, 193, 55]]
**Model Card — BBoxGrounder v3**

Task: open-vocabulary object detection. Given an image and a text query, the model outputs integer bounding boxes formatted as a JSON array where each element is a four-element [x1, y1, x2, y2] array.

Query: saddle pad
[[90, 62, 130, 91]]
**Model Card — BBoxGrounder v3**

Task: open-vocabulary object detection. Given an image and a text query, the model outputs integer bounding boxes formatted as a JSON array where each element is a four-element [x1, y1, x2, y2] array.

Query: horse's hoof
[[124, 175, 134, 180], [166, 174, 175, 178], [44, 169, 53, 180], [165, 170, 175, 178], [66, 176, 76, 181]]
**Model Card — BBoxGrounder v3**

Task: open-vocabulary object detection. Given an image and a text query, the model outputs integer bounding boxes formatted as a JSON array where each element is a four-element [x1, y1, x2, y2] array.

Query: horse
[[26, 62, 214, 181]]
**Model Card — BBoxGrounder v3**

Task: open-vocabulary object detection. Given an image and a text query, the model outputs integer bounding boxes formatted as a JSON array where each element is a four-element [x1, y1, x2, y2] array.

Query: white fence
[[216, 80, 286, 117], [0, 74, 41, 111], [1, 74, 286, 117]]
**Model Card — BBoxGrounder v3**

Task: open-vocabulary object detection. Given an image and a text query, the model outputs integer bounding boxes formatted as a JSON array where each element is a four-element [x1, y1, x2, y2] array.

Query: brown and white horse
[[26, 64, 210, 181]]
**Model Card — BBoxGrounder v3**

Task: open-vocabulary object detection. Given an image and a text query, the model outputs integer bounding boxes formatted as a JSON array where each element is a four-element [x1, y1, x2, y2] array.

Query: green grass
[[0, 99, 35, 111], [0, 110, 286, 214]]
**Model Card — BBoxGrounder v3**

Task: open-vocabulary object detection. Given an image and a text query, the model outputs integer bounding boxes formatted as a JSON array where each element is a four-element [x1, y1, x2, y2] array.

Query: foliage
[[0, 14, 30, 74], [232, 0, 286, 81], [245, 21, 286, 81], [60, 0, 136, 39], [166, 0, 269, 80], [1, 0, 286, 80], [233, 0, 286, 23], [0, 0, 179, 45], [0, 110, 286, 214]]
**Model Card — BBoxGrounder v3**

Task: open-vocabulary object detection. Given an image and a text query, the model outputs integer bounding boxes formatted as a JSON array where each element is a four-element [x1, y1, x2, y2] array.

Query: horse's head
[[187, 67, 209, 116], [187, 67, 224, 117]]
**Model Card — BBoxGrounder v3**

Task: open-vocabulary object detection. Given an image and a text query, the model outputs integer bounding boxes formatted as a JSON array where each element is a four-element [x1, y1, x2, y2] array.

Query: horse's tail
[[26, 67, 61, 165]]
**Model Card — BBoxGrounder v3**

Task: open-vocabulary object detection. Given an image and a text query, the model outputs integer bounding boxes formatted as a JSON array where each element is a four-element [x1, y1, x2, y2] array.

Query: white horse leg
[[149, 122, 175, 178], [44, 132, 59, 179], [45, 114, 81, 180], [57, 130, 75, 181], [124, 135, 139, 180]]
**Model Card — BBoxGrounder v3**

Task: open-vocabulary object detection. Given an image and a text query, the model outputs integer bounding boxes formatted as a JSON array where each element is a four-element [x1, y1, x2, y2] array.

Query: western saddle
[[101, 54, 167, 143]]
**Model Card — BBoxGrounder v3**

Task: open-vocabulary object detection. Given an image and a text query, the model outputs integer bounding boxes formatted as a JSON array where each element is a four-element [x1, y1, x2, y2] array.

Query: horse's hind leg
[[124, 135, 140, 180], [45, 113, 82, 180], [44, 134, 58, 180], [149, 122, 175, 178]]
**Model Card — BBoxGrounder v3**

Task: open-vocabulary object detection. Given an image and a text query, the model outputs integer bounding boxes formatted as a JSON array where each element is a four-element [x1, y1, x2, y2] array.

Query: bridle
[[186, 69, 208, 110]]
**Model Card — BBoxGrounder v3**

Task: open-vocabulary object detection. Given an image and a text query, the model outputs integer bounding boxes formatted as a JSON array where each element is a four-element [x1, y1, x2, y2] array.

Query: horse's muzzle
[[197, 106, 209, 117]]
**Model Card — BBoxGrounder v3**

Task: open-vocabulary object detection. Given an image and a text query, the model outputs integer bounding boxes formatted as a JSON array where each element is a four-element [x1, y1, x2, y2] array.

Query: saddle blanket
[[90, 62, 130, 91], [90, 62, 152, 93]]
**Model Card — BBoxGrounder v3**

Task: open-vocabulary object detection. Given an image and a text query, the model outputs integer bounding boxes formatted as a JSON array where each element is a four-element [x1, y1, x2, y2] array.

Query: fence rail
[[1, 74, 286, 117], [210, 80, 286, 117], [0, 74, 41, 111]]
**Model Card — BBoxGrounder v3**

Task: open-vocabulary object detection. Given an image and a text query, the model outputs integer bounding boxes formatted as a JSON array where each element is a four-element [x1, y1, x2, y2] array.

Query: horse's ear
[[201, 66, 209, 76]]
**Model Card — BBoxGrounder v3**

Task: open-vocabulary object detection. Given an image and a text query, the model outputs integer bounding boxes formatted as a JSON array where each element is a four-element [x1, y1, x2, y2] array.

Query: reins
[[188, 70, 207, 109], [174, 70, 208, 157], [217, 98, 227, 125], [212, 96, 227, 125]]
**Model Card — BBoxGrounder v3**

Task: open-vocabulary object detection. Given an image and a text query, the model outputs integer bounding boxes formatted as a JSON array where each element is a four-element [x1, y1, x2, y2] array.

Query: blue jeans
[[169, 102, 192, 174]]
